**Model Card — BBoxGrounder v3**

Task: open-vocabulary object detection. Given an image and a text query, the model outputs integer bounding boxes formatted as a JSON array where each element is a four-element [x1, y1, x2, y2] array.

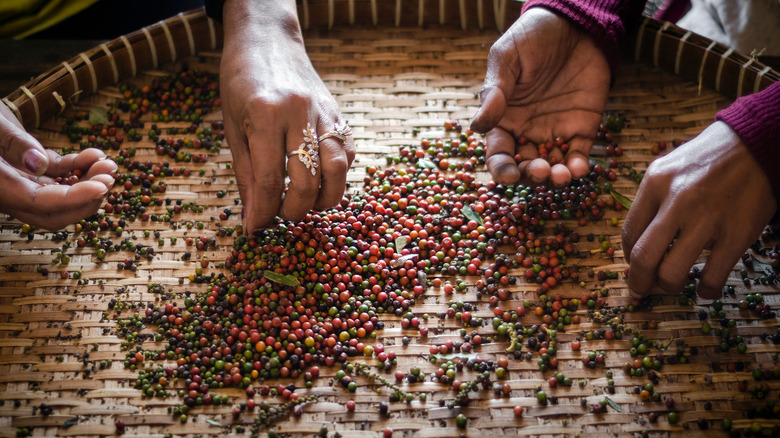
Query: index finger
[[244, 123, 286, 233], [622, 182, 661, 264], [624, 202, 680, 296], [485, 127, 521, 185]]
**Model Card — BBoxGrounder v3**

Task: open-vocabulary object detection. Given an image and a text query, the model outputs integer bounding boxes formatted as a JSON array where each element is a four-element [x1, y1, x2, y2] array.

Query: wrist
[[222, 0, 303, 49]]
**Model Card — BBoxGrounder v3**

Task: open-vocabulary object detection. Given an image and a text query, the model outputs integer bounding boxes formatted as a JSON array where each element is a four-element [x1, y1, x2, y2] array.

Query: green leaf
[[461, 205, 483, 225], [416, 159, 437, 169], [604, 396, 623, 413], [588, 157, 609, 168], [610, 190, 632, 210], [89, 107, 109, 125], [263, 270, 300, 287], [206, 419, 223, 427], [395, 236, 408, 251], [63, 419, 78, 428]]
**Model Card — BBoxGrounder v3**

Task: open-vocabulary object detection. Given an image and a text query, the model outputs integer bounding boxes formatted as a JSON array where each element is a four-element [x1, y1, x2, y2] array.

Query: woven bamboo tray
[[1, 3, 779, 438]]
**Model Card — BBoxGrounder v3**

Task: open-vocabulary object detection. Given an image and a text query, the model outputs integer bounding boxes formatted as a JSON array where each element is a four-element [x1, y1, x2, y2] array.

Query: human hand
[[0, 103, 116, 230], [471, 8, 610, 187], [220, 0, 355, 234], [622, 121, 777, 300]]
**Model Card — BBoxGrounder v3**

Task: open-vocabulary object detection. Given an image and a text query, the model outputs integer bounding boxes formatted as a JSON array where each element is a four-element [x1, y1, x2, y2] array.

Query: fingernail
[[24, 149, 47, 175], [93, 188, 109, 200]]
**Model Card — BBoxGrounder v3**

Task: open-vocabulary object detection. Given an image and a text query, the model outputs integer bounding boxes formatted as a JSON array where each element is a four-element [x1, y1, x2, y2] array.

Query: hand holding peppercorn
[[219, 0, 356, 234], [0, 102, 117, 230], [622, 121, 777, 299], [471, 8, 610, 187]]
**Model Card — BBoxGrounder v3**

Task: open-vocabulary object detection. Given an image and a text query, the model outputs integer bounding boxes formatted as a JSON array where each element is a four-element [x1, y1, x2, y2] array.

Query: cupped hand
[[0, 103, 116, 230], [471, 7, 610, 187], [220, 0, 355, 234], [622, 121, 777, 300]]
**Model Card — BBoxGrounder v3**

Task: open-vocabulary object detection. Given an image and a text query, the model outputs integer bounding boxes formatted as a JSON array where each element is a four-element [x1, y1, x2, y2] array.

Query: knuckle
[[255, 174, 285, 197], [656, 264, 686, 293], [643, 159, 672, 184], [0, 128, 23, 157], [628, 242, 654, 275], [281, 90, 311, 109], [621, 223, 638, 256], [344, 145, 356, 166], [289, 175, 318, 197], [487, 42, 511, 65], [244, 90, 310, 119], [643, 162, 660, 181], [698, 275, 723, 294], [324, 155, 349, 177]]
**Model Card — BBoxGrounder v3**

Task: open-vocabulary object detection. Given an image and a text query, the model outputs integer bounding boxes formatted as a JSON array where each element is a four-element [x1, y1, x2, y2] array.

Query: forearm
[[521, 0, 644, 80], [716, 81, 780, 209]]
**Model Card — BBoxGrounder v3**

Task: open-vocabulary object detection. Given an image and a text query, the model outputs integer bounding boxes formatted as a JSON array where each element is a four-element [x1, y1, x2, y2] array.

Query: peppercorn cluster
[[18, 64, 780, 437]]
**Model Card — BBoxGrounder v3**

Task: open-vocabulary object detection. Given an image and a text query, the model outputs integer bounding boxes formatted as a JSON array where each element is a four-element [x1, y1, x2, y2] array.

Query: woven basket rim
[[1, 5, 777, 131]]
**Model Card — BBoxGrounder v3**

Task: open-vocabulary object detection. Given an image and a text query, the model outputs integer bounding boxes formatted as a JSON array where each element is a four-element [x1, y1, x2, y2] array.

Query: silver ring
[[318, 122, 352, 144], [287, 123, 320, 176]]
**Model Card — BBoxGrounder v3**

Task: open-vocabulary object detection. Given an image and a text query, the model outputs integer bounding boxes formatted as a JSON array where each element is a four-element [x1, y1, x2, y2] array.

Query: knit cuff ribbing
[[716, 81, 780, 221], [521, 0, 625, 82]]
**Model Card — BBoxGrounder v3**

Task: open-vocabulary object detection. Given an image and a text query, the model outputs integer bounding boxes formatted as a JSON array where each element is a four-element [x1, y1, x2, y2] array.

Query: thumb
[[470, 33, 521, 133], [471, 86, 508, 134], [0, 105, 49, 176]]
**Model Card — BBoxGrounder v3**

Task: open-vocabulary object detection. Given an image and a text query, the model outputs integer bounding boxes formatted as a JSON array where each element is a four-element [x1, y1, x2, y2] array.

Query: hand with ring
[[220, 0, 356, 234]]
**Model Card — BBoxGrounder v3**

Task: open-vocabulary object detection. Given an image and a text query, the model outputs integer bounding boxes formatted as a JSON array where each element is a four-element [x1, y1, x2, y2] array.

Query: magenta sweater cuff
[[521, 0, 642, 82], [716, 81, 780, 218]]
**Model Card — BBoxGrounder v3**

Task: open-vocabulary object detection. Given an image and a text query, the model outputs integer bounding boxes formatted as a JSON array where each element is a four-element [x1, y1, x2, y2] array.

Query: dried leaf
[[750, 254, 775, 276], [63, 419, 78, 428], [263, 270, 300, 287], [89, 106, 109, 125], [392, 253, 418, 268], [430, 353, 483, 361], [604, 396, 623, 413], [461, 205, 483, 225], [610, 190, 632, 210], [417, 271, 427, 292], [206, 419, 223, 427], [395, 236, 408, 251]]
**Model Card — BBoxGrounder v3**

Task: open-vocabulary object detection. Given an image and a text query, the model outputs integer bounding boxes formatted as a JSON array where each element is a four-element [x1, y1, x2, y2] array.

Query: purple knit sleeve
[[521, 0, 644, 80], [716, 81, 780, 205]]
